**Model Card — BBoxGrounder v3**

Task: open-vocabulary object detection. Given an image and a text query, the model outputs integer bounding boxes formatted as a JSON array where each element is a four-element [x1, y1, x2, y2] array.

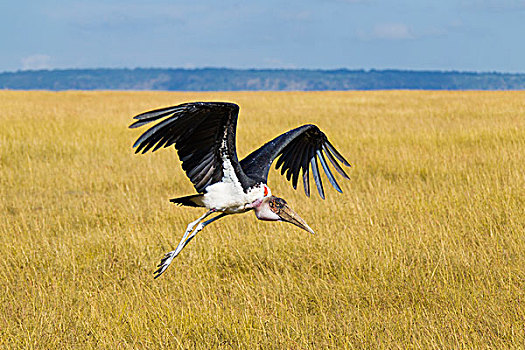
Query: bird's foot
[[153, 250, 176, 279]]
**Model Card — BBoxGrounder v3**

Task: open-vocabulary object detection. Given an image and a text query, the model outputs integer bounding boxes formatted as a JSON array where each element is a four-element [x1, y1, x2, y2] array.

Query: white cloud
[[21, 54, 52, 70], [358, 23, 415, 40]]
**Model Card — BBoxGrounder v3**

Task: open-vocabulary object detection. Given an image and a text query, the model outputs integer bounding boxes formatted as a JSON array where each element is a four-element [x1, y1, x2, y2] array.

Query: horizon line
[[1, 66, 524, 75]]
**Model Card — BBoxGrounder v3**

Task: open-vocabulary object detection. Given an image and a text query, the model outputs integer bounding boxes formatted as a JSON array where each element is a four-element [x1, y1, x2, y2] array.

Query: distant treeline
[[1, 68, 524, 91]]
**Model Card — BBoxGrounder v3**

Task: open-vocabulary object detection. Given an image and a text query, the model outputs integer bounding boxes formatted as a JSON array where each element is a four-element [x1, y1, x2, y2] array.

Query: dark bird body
[[130, 102, 351, 278]]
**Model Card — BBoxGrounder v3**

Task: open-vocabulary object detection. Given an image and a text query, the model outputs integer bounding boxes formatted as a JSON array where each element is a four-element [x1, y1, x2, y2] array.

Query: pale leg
[[154, 210, 215, 278], [177, 213, 228, 252]]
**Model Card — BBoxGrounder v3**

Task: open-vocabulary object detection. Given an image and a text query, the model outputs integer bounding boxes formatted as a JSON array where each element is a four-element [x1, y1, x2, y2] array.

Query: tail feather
[[170, 194, 205, 208]]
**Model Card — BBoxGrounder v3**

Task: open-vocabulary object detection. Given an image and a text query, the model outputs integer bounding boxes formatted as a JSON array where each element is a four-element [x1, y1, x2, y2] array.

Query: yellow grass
[[0, 90, 524, 349]]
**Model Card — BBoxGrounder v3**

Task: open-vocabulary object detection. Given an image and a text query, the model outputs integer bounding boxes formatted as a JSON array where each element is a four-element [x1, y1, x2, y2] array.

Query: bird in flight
[[130, 102, 351, 278]]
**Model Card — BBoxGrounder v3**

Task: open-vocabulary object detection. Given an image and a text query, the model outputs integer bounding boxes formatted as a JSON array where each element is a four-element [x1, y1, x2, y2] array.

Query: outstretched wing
[[130, 102, 255, 193], [240, 124, 351, 199]]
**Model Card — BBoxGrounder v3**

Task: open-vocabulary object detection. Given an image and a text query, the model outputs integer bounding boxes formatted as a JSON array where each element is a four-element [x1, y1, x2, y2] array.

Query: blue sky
[[1, 0, 525, 72]]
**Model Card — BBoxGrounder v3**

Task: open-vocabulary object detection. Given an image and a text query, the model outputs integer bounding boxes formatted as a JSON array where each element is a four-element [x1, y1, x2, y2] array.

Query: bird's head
[[252, 196, 315, 234]]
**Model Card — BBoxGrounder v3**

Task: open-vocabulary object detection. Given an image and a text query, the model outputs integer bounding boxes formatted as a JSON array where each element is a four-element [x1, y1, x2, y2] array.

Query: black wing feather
[[240, 124, 351, 199], [317, 150, 342, 193], [303, 162, 311, 197], [284, 141, 303, 182], [322, 144, 350, 180], [310, 153, 324, 199], [290, 142, 306, 189], [326, 141, 351, 167], [130, 102, 255, 193]]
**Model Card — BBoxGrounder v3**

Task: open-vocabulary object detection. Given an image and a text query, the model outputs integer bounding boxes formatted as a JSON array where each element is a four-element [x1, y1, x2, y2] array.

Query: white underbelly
[[202, 148, 264, 213], [202, 182, 253, 213]]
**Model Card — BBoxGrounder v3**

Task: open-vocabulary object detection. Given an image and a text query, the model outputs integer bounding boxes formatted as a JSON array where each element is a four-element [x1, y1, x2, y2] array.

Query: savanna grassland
[[0, 90, 524, 349]]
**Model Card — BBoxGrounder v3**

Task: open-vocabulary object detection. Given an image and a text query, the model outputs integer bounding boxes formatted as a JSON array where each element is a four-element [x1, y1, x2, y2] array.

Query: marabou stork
[[130, 102, 351, 278]]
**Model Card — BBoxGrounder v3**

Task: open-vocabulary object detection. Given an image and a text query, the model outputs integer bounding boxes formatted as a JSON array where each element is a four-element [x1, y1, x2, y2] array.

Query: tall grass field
[[1, 91, 524, 349]]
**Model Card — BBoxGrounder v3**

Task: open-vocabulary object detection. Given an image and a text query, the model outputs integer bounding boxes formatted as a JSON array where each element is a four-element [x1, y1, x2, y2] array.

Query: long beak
[[277, 203, 315, 234]]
